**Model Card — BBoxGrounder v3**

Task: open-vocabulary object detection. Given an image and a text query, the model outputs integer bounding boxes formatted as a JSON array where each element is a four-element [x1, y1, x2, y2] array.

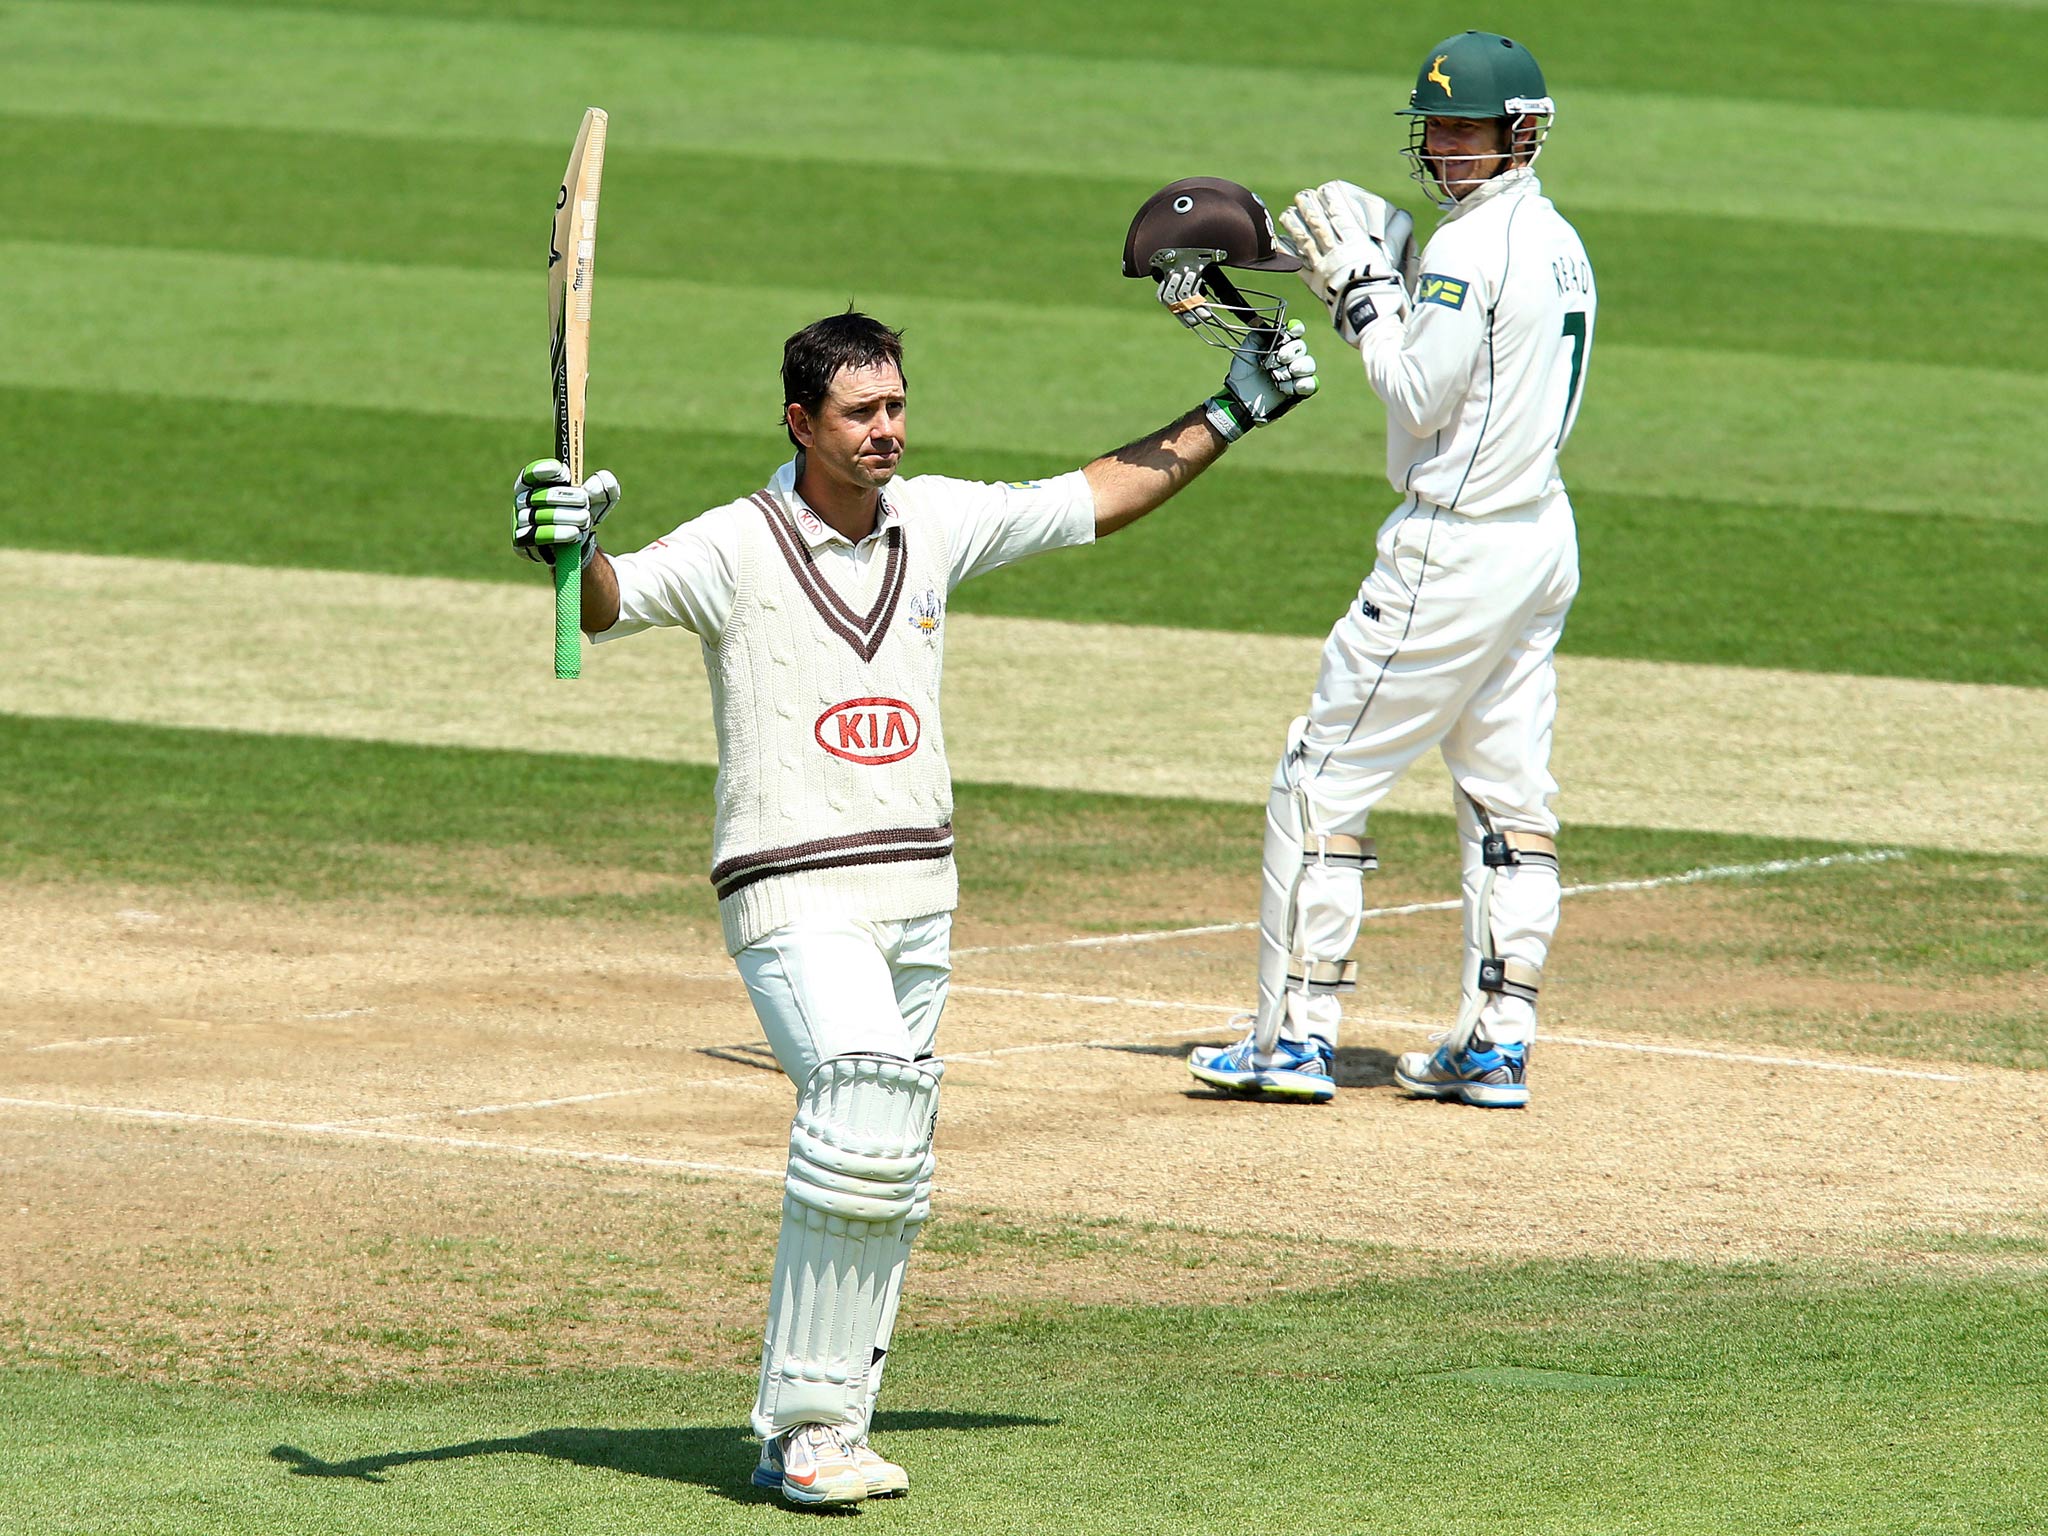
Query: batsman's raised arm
[[1086, 176, 1325, 536]]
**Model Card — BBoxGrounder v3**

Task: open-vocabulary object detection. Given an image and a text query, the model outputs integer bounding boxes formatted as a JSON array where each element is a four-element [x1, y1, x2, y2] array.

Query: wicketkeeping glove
[[512, 459, 619, 567], [1204, 320, 1319, 443], [1280, 181, 1414, 346]]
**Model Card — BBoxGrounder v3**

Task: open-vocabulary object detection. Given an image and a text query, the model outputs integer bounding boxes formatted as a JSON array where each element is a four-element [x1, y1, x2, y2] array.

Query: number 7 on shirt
[[547, 107, 607, 679]]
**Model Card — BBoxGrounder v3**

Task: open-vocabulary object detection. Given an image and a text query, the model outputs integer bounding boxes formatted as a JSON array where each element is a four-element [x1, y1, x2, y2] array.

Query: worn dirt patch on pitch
[[4, 876, 2043, 1384]]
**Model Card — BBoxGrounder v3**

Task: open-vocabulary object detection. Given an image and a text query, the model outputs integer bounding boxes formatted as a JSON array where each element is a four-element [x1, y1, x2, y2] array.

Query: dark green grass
[[4, 716, 2042, 1067], [7, 1259, 2047, 1534], [11, 114, 2045, 375], [174, 0, 2048, 120], [10, 386, 2043, 687]]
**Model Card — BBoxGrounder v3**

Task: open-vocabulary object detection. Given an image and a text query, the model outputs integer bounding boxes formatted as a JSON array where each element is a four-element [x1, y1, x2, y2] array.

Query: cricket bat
[[548, 107, 608, 679]]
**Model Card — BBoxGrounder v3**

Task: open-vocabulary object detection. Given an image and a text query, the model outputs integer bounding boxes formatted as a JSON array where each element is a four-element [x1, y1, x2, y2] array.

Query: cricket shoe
[[1393, 1029, 1529, 1108], [1188, 1021, 1336, 1103], [849, 1438, 909, 1498], [752, 1422, 868, 1507]]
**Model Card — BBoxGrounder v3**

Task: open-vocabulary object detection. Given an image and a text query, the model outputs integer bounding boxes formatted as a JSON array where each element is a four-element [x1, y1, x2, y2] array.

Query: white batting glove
[[1204, 320, 1319, 443], [1155, 264, 1215, 331], [1281, 183, 1411, 346], [512, 459, 620, 567]]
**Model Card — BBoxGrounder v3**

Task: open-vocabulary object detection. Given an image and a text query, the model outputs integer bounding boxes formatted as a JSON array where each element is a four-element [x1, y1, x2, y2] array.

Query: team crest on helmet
[[1428, 54, 1452, 94], [906, 585, 943, 641]]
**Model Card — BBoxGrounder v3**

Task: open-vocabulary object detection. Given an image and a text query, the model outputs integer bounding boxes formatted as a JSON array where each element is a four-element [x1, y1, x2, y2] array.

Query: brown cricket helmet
[[1121, 177, 1302, 279]]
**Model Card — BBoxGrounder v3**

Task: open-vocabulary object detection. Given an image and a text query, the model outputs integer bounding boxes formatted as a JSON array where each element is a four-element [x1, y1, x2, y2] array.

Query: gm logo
[[816, 697, 922, 765], [1418, 273, 1469, 310]]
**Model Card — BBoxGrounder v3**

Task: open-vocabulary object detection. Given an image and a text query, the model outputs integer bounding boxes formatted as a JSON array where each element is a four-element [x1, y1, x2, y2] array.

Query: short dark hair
[[781, 310, 906, 447]]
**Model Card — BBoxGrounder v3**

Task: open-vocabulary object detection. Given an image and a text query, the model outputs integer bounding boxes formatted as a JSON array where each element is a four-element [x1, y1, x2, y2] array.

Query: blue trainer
[[1188, 1020, 1336, 1103], [1393, 1030, 1529, 1108]]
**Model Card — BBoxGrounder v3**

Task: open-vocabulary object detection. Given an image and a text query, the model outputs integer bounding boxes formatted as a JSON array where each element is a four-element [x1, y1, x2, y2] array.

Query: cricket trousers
[[1264, 488, 1580, 1047]]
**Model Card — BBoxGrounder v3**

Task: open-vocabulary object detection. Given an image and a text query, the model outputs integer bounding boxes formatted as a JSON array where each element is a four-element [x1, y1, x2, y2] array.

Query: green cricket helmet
[[1396, 31, 1555, 206]]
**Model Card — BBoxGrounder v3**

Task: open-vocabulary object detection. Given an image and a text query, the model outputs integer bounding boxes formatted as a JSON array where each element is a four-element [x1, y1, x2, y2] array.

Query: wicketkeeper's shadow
[[1160, 1041, 1400, 1094], [271, 1408, 1056, 1502]]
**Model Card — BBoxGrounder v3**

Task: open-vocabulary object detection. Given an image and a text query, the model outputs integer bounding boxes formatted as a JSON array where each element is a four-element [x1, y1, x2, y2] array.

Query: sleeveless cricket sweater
[[707, 488, 956, 953]]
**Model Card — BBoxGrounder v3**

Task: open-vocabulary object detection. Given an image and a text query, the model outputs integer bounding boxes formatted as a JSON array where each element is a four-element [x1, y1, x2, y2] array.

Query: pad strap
[[1477, 956, 1541, 1003], [1307, 833, 1378, 872], [1287, 958, 1358, 994], [1481, 830, 1558, 870]]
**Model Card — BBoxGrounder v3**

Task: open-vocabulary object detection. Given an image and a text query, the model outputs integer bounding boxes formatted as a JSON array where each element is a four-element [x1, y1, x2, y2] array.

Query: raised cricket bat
[[548, 107, 607, 679]]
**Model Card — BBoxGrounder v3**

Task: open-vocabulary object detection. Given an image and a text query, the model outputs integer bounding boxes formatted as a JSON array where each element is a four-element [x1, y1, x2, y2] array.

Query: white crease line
[[300, 1008, 378, 1020], [955, 848, 1909, 956], [332, 1085, 667, 1127], [947, 985, 1970, 1083], [1539, 1034, 1969, 1083], [26, 1035, 152, 1053], [0, 1096, 782, 1180]]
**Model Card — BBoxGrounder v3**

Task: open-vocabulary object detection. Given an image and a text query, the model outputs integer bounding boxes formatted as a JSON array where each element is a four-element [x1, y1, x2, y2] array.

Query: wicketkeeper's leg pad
[[1454, 793, 1561, 1048], [1255, 718, 1377, 1053], [753, 1053, 942, 1440]]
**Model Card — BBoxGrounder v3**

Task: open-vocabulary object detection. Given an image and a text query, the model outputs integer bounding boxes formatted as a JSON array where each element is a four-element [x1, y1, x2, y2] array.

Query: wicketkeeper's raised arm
[[511, 457, 622, 632]]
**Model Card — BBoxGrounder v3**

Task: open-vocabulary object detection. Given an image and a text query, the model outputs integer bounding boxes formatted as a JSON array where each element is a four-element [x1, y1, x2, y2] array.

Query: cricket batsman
[[509, 189, 1314, 1506], [1188, 30, 1596, 1108]]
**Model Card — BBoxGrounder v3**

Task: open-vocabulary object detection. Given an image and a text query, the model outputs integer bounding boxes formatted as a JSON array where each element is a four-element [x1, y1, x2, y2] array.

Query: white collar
[[767, 456, 899, 550]]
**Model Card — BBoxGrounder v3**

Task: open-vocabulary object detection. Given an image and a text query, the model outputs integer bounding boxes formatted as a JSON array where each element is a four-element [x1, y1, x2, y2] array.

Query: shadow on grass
[[271, 1408, 1056, 1504]]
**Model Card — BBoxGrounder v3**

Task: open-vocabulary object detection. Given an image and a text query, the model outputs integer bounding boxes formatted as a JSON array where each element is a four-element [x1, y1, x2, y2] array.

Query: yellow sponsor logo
[[1428, 54, 1452, 94], [1417, 273, 1468, 310]]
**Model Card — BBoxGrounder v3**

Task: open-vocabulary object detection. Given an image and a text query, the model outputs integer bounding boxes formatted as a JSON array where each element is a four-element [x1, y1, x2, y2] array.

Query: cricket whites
[[548, 107, 608, 679]]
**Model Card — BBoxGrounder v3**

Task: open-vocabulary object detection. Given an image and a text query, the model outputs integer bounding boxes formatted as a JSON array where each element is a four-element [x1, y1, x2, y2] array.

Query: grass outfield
[[9, 1259, 2048, 1535]]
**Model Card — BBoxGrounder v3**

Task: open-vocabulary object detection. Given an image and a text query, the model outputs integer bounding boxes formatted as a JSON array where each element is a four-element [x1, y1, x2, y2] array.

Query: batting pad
[[1255, 719, 1374, 1054], [754, 1053, 943, 1438]]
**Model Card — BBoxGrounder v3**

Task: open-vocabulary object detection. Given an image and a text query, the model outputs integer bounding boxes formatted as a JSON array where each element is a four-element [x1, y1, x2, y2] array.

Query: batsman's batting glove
[[1281, 183, 1412, 347], [1204, 320, 1319, 443], [1154, 264, 1215, 331], [512, 459, 619, 567]]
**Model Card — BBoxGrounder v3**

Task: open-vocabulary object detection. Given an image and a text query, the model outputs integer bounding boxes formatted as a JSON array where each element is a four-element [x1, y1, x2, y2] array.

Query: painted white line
[[332, 1075, 784, 1127], [947, 984, 1968, 1083], [954, 848, 1909, 957], [332, 1085, 667, 1127], [0, 1096, 783, 1180], [1540, 1034, 1970, 1083], [26, 1035, 152, 1053]]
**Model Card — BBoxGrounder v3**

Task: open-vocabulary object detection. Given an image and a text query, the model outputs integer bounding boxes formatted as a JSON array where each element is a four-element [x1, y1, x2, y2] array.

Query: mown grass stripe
[[7, 388, 2043, 687], [12, 114, 2046, 377], [161, 0, 2048, 120], [6, 551, 2044, 855], [11, 240, 2047, 523], [11, 2, 2048, 240]]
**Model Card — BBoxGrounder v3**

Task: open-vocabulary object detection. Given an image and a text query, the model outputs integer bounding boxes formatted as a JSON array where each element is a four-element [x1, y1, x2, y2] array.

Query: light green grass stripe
[[5, 550, 2044, 855], [14, 240, 2046, 522], [11, 1, 2048, 241]]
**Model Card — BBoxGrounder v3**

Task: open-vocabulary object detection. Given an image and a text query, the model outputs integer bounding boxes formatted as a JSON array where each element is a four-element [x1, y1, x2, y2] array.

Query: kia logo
[[816, 697, 921, 765]]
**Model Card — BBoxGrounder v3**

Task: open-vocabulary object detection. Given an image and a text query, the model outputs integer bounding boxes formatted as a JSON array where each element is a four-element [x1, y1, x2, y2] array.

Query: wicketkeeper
[[1188, 30, 1596, 1108], [510, 204, 1315, 1506]]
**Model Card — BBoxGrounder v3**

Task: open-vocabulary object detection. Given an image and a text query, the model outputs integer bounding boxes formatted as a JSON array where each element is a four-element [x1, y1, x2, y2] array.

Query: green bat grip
[[552, 545, 581, 679]]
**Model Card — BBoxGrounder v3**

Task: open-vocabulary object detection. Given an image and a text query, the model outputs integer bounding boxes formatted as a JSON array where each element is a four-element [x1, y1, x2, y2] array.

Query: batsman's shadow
[[1168, 1042, 1400, 1094], [271, 1408, 1056, 1506]]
